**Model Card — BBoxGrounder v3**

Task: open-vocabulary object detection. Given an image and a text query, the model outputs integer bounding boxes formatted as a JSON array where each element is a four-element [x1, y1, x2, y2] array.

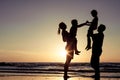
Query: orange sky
[[0, 0, 120, 62]]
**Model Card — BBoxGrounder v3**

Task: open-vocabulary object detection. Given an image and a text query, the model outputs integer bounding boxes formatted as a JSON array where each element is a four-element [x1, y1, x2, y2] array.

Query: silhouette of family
[[58, 10, 106, 79]]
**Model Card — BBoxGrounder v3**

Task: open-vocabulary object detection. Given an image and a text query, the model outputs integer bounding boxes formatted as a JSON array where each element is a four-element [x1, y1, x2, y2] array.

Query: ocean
[[0, 62, 120, 79]]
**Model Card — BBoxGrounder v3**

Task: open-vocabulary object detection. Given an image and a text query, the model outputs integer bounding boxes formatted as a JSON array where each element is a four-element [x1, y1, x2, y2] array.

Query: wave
[[0, 62, 120, 74]]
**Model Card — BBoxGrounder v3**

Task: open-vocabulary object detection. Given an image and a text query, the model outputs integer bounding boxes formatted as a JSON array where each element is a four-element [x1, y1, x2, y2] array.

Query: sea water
[[0, 62, 120, 78]]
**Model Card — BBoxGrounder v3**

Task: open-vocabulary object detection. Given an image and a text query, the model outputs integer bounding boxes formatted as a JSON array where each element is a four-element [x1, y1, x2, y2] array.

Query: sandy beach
[[0, 62, 120, 80], [0, 73, 120, 80]]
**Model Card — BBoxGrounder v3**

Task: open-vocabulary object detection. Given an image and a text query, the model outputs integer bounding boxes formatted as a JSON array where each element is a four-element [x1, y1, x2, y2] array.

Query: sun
[[56, 44, 67, 60], [59, 49, 67, 58]]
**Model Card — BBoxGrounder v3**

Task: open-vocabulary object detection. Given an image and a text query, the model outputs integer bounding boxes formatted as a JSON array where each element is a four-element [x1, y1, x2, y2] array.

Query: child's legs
[[87, 36, 91, 47], [74, 38, 78, 51], [70, 37, 78, 52], [87, 29, 93, 47]]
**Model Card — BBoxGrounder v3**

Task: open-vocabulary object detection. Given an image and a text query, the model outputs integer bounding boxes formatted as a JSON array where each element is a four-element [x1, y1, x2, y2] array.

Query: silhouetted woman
[[58, 22, 74, 78]]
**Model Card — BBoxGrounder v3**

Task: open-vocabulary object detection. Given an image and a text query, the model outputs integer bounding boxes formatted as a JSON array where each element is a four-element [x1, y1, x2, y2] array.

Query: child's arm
[[85, 21, 91, 26], [77, 21, 88, 28]]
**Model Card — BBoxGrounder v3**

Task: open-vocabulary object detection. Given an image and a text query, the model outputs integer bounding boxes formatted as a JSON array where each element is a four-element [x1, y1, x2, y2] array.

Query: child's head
[[58, 22, 67, 34], [91, 10, 98, 17], [71, 19, 78, 26], [98, 24, 106, 33]]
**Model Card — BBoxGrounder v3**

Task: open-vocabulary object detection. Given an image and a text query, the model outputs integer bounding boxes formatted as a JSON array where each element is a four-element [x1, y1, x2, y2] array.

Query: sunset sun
[[59, 49, 67, 58]]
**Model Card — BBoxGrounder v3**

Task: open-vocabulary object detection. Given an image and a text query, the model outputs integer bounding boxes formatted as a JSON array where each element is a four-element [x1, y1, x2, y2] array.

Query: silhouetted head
[[91, 10, 98, 17], [98, 24, 106, 33], [71, 19, 78, 26], [59, 22, 67, 30], [58, 22, 67, 34]]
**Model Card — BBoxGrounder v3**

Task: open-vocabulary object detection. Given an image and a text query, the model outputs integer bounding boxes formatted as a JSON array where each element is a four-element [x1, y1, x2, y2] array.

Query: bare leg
[[86, 36, 91, 50], [74, 38, 80, 55], [64, 55, 72, 77], [85, 30, 92, 50]]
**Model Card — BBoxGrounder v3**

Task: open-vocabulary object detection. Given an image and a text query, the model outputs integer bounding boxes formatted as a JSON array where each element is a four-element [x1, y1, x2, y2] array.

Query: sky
[[0, 0, 120, 62]]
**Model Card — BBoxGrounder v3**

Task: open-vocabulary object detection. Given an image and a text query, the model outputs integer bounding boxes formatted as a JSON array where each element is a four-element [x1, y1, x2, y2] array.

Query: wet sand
[[0, 73, 120, 80]]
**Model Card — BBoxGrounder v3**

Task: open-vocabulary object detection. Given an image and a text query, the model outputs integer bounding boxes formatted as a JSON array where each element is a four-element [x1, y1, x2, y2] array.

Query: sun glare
[[59, 49, 67, 58]]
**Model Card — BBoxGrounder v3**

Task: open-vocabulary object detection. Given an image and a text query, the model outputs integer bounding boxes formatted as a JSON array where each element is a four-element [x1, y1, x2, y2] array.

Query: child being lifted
[[69, 19, 87, 55], [85, 10, 98, 50]]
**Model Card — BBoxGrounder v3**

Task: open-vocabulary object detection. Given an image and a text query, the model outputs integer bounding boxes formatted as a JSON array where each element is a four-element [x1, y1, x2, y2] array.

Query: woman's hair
[[58, 22, 67, 34]]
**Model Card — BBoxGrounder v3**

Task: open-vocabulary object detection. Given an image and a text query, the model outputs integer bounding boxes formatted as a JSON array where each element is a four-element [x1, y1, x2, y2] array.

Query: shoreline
[[0, 73, 120, 80], [0, 62, 119, 80], [0, 72, 120, 78]]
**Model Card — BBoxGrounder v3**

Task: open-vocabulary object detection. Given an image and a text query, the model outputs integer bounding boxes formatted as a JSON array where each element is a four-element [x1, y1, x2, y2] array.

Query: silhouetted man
[[87, 24, 106, 78]]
